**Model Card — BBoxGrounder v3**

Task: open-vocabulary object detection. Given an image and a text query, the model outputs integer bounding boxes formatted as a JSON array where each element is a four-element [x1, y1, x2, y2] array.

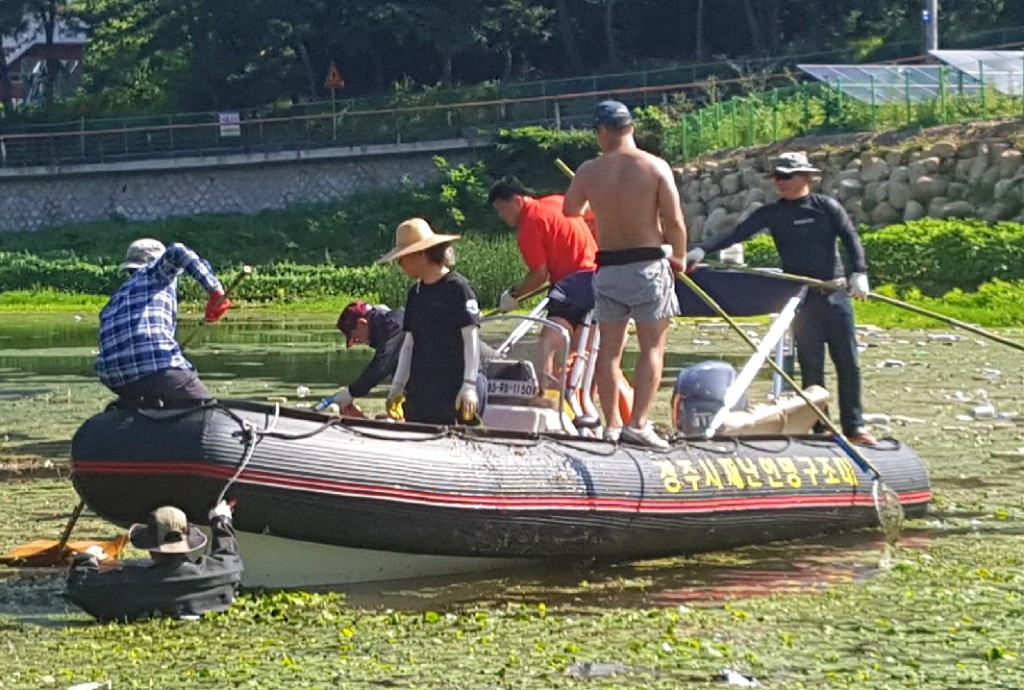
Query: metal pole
[[939, 65, 947, 123], [979, 60, 987, 119], [922, 0, 938, 53], [905, 71, 912, 125], [869, 75, 876, 129]]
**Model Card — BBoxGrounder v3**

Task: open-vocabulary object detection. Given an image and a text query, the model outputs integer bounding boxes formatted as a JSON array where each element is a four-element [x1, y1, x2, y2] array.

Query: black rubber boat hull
[[71, 401, 931, 560]]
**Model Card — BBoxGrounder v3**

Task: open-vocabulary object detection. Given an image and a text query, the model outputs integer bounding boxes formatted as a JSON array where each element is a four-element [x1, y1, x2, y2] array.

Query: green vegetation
[[661, 85, 1024, 161], [9, 0, 1014, 117], [2, 165, 1024, 324]]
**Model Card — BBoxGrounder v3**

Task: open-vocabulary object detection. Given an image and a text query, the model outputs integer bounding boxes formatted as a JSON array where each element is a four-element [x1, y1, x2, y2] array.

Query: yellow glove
[[386, 392, 405, 420], [455, 381, 479, 422]]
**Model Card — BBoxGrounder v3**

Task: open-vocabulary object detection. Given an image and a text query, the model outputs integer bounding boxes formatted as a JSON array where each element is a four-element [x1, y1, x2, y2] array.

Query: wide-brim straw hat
[[128, 505, 207, 554], [376, 218, 460, 265]]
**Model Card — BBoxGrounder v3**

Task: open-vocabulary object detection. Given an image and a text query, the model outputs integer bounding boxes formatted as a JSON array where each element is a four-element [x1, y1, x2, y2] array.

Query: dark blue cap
[[593, 100, 633, 128]]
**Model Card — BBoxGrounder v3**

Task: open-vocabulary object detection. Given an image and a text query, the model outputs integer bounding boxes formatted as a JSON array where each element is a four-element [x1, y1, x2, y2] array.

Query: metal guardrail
[[0, 78, 773, 169]]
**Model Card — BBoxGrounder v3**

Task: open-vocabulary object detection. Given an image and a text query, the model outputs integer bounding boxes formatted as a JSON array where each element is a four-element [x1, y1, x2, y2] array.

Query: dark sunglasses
[[773, 171, 796, 181]]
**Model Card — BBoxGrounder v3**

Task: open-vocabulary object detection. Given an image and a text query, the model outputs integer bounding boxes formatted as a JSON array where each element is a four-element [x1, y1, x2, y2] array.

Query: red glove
[[205, 290, 232, 323]]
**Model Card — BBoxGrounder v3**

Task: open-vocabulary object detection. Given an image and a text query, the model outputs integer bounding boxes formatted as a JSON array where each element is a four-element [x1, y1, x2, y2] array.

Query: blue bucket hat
[[593, 100, 633, 128]]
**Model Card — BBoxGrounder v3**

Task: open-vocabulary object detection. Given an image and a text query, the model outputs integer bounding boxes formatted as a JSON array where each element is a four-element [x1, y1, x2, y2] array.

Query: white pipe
[[704, 295, 802, 438]]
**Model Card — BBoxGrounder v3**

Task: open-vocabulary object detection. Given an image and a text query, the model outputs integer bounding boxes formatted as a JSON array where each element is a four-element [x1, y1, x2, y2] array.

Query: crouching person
[[67, 501, 243, 622]]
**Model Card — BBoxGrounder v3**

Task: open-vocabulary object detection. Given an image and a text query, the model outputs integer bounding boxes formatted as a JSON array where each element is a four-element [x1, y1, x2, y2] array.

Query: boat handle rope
[[217, 403, 281, 505]]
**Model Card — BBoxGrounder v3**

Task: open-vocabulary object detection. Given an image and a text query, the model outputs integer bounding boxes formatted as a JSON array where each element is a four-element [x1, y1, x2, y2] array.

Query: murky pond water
[[1, 312, 1023, 615]]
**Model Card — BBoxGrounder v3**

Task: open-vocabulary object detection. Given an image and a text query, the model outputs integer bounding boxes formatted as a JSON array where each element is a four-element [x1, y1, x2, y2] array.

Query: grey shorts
[[593, 258, 680, 323]]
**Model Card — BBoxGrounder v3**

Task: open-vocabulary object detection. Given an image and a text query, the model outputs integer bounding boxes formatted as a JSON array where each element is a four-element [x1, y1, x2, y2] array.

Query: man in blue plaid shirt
[[96, 239, 232, 404]]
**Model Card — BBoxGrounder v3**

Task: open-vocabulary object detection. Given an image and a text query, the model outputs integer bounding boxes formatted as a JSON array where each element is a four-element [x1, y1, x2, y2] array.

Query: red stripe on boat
[[73, 460, 931, 514]]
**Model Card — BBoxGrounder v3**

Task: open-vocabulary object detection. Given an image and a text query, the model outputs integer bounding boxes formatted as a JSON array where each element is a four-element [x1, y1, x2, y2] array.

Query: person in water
[[66, 501, 243, 622]]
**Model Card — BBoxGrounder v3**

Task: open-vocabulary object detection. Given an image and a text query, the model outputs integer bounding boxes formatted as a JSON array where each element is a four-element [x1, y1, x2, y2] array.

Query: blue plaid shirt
[[96, 244, 222, 388]]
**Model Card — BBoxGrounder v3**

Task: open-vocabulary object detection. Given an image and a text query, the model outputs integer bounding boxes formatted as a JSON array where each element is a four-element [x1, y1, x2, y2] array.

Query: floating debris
[[891, 415, 926, 425], [566, 661, 629, 680], [878, 359, 906, 368], [990, 448, 1024, 459], [719, 669, 759, 687], [926, 333, 962, 343], [971, 404, 997, 419], [973, 367, 1002, 381], [295, 385, 311, 398], [864, 413, 891, 425], [692, 339, 712, 346]]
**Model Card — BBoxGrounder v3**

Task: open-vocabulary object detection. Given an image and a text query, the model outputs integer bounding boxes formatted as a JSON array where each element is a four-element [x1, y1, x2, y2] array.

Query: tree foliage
[[28, 0, 1024, 112]]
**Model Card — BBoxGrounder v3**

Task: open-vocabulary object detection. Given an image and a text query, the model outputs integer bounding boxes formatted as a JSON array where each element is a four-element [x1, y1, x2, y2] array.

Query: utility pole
[[922, 0, 939, 53]]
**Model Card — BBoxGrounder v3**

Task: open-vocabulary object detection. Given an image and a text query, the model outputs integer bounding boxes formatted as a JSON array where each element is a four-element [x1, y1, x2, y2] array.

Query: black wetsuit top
[[699, 194, 868, 280]]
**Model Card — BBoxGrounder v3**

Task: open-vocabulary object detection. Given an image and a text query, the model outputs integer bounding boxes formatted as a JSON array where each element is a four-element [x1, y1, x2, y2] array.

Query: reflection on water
[[339, 530, 931, 611], [0, 315, 760, 393]]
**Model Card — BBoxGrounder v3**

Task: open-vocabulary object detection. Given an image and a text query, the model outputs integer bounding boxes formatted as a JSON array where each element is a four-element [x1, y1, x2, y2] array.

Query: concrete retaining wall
[[0, 139, 482, 232]]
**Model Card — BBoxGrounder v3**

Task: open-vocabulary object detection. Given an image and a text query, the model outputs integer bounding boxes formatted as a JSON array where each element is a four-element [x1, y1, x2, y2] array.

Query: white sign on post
[[218, 112, 241, 137]]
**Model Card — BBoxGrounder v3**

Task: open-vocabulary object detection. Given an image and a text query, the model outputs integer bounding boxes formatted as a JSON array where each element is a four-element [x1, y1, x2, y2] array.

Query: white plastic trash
[[971, 404, 997, 419], [296, 385, 311, 398], [927, 333, 961, 343]]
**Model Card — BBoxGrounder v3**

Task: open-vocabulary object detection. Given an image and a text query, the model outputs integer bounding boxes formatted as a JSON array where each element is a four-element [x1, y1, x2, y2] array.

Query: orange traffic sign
[[324, 62, 345, 90]]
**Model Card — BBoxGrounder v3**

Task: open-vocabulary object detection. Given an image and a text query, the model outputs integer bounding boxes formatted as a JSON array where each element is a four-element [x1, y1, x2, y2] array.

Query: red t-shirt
[[517, 195, 598, 284]]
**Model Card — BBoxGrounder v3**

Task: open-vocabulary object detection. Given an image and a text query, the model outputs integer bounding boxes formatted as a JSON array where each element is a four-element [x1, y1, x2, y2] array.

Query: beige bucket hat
[[128, 505, 207, 554], [376, 218, 460, 265]]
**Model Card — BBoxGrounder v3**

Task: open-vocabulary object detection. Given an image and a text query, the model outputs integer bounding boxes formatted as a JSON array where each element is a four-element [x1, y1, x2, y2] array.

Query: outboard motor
[[671, 361, 744, 434]]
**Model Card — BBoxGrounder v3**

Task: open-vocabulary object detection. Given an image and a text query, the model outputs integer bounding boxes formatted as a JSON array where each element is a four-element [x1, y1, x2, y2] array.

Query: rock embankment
[[679, 120, 1024, 243]]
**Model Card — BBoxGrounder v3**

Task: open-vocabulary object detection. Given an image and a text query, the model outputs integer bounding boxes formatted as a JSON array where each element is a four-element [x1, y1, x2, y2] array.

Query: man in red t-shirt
[[489, 176, 599, 386]]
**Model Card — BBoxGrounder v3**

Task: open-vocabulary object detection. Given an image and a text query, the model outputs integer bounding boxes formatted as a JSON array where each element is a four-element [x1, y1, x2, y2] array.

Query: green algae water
[[0, 311, 1022, 689]]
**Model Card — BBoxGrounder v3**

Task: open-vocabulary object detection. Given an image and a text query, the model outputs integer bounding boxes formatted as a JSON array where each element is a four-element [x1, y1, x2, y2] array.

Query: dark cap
[[336, 300, 371, 348], [593, 100, 633, 128]]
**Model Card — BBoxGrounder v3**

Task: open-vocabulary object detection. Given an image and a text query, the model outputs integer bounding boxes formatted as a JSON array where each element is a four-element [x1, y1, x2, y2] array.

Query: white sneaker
[[620, 423, 670, 450], [603, 426, 622, 442]]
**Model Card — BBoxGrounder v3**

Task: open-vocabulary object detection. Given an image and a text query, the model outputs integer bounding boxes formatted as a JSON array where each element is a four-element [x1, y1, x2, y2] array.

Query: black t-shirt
[[700, 194, 868, 281], [403, 271, 480, 424]]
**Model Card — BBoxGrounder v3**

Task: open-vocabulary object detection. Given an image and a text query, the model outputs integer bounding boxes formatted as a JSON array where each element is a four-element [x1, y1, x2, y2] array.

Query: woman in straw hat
[[377, 218, 482, 425]]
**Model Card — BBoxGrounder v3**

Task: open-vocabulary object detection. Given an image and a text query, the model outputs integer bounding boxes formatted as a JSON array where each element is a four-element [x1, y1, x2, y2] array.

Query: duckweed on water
[[1, 316, 1023, 689]]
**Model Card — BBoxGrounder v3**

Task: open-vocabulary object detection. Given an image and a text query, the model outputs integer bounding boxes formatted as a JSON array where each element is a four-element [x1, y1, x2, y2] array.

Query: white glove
[[313, 388, 353, 412], [685, 248, 705, 270], [850, 272, 870, 299], [455, 380, 479, 421], [209, 500, 233, 520], [499, 288, 519, 313]]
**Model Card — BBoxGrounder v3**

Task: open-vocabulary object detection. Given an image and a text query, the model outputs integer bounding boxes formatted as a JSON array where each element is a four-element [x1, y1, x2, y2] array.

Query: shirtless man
[[563, 100, 687, 449]]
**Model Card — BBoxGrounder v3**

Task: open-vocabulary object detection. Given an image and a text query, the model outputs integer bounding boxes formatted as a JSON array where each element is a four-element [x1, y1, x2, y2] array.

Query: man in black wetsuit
[[686, 151, 878, 447], [314, 300, 405, 412], [67, 501, 243, 622]]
